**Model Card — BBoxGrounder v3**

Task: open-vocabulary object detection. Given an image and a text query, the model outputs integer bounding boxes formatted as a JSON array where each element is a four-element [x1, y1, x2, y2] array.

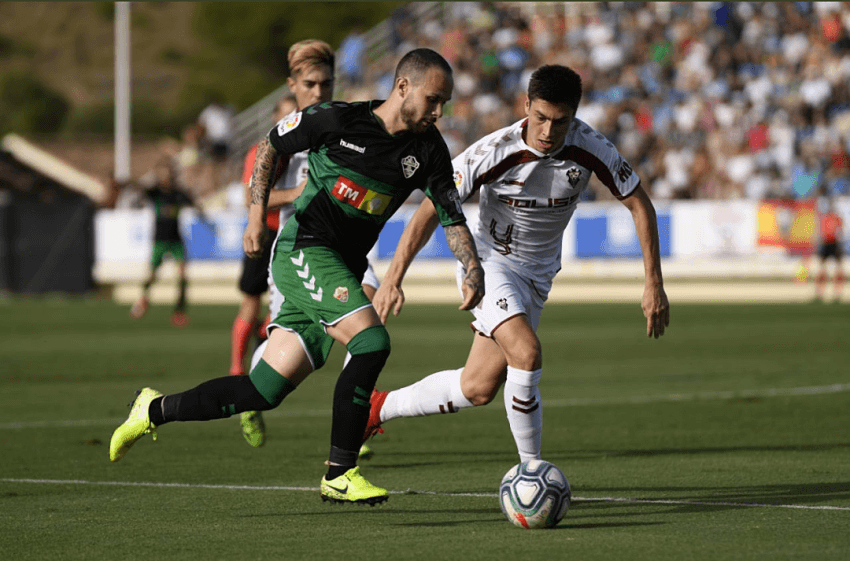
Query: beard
[[400, 97, 429, 134]]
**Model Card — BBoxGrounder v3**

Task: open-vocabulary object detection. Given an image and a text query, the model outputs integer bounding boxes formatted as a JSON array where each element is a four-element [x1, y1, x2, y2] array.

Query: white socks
[[380, 364, 544, 463], [504, 366, 543, 462], [381, 368, 473, 422]]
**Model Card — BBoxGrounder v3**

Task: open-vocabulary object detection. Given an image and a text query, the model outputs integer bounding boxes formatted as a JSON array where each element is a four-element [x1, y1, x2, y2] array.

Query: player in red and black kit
[[228, 40, 337, 449], [815, 199, 845, 301], [230, 96, 299, 379]]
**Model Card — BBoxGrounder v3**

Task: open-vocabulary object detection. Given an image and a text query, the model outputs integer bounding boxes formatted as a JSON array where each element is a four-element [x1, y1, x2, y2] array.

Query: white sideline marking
[[544, 383, 850, 407], [2, 478, 849, 512], [2, 383, 849, 430]]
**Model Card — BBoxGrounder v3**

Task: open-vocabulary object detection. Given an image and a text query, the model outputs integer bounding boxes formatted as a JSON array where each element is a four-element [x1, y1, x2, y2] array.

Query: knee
[[461, 375, 502, 406], [346, 325, 391, 357], [506, 343, 542, 372]]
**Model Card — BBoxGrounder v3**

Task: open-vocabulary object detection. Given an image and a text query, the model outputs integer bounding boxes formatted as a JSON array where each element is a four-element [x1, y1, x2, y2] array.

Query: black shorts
[[819, 242, 841, 260], [210, 141, 228, 162], [239, 230, 275, 296]]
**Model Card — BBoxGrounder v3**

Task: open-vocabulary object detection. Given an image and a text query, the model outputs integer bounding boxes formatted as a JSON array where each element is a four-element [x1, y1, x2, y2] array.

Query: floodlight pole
[[115, 2, 131, 182]]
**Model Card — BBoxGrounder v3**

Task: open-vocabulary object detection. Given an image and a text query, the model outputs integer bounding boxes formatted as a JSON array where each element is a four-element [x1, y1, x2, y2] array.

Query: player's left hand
[[459, 266, 485, 311], [642, 283, 669, 339]]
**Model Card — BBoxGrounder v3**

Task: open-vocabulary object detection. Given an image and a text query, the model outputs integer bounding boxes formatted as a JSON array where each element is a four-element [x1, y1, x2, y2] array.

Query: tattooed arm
[[444, 222, 485, 311], [242, 137, 280, 258], [373, 198, 484, 323]]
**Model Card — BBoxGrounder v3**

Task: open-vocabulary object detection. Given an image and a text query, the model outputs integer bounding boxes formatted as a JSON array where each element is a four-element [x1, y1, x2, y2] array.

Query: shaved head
[[394, 48, 453, 85]]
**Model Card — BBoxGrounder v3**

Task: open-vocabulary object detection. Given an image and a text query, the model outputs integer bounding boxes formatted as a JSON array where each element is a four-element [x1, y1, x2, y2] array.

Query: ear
[[524, 95, 531, 116], [286, 76, 296, 91], [396, 76, 410, 98]]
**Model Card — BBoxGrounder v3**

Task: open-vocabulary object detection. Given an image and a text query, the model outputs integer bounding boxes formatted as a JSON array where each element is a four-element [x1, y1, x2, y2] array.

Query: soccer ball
[[499, 460, 571, 529]]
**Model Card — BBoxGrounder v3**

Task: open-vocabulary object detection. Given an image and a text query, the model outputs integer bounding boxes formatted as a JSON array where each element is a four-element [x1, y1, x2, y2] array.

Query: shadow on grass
[[573, 481, 850, 512], [550, 441, 850, 460]]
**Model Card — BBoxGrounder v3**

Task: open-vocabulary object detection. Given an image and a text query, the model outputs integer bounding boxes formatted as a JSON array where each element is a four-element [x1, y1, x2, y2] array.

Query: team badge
[[497, 298, 509, 311], [401, 155, 420, 179], [566, 166, 582, 187], [453, 170, 463, 188], [333, 286, 349, 303], [277, 111, 302, 136]]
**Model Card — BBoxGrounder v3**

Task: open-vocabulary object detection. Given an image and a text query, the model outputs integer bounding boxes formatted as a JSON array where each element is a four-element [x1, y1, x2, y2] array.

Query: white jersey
[[278, 149, 309, 226], [268, 110, 311, 227], [452, 117, 640, 284]]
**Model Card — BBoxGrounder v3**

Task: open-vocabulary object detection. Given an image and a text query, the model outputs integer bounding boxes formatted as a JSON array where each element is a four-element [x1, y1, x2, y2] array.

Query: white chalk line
[[544, 383, 850, 407], [2, 478, 848, 512], [2, 383, 849, 430]]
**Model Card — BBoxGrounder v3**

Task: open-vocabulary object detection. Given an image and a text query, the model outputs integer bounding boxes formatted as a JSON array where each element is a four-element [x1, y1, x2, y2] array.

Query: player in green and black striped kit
[[110, 49, 485, 505], [130, 157, 202, 327]]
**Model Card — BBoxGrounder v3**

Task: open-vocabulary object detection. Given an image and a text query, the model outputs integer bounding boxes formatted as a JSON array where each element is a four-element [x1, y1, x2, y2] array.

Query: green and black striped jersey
[[267, 99, 465, 277]]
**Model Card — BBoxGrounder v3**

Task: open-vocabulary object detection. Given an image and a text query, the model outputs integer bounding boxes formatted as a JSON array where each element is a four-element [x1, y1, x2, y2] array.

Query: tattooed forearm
[[445, 224, 482, 273], [249, 137, 280, 208], [445, 223, 484, 309]]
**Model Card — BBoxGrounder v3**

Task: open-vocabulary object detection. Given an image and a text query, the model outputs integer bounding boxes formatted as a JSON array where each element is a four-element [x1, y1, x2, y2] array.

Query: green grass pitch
[[1, 298, 848, 560]]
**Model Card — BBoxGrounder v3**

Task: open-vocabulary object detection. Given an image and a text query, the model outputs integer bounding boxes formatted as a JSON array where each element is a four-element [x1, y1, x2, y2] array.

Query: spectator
[[338, 27, 366, 86], [197, 99, 235, 195], [342, 1, 850, 202]]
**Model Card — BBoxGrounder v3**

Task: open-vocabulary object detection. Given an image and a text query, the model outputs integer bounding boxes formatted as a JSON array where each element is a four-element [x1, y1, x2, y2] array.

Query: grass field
[[1, 297, 849, 560]]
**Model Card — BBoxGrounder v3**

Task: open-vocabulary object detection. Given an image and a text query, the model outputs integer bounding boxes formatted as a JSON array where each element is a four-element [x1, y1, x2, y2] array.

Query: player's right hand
[[242, 220, 267, 259], [459, 266, 485, 311], [373, 283, 405, 325]]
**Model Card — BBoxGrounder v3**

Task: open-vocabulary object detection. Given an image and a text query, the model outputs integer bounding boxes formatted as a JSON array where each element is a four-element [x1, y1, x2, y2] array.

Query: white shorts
[[267, 260, 378, 320], [361, 262, 379, 291], [455, 258, 549, 338]]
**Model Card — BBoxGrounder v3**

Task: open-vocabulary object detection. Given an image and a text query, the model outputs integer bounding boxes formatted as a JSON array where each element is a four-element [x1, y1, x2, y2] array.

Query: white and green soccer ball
[[499, 459, 571, 529]]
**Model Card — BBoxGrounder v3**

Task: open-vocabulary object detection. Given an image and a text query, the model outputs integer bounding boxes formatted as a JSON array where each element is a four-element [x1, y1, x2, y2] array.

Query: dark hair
[[527, 65, 582, 110], [394, 48, 453, 84]]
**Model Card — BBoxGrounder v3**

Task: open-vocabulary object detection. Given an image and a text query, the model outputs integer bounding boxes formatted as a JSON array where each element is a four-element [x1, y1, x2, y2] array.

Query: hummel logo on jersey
[[566, 166, 582, 186], [340, 139, 365, 153], [332, 176, 392, 215], [401, 155, 420, 179]]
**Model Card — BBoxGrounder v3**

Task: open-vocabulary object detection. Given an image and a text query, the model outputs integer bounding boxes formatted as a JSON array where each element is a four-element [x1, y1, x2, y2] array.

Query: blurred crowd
[[339, 2, 850, 202]]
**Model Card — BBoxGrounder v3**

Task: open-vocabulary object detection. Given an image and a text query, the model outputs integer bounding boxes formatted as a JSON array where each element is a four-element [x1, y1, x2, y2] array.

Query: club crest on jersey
[[497, 298, 509, 311], [453, 170, 463, 188], [333, 286, 349, 303], [566, 166, 582, 186], [401, 155, 420, 179], [277, 111, 302, 136], [332, 176, 392, 215]]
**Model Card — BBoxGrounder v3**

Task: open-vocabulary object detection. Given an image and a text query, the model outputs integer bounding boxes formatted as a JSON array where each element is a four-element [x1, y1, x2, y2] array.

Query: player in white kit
[[366, 65, 669, 462]]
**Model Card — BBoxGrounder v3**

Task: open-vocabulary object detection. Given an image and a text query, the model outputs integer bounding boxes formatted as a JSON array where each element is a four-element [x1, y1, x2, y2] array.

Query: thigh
[[269, 246, 373, 367], [260, 327, 314, 386], [169, 241, 187, 262], [267, 303, 334, 371], [460, 333, 509, 396], [151, 241, 167, 269]]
